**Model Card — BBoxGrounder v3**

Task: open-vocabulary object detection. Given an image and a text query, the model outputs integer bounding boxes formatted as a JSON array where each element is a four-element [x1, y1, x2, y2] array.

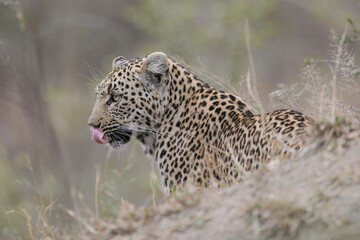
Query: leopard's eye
[[106, 94, 120, 105], [112, 94, 121, 102]]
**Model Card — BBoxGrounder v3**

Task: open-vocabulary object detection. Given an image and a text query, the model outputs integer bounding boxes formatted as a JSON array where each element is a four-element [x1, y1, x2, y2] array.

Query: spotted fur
[[88, 52, 311, 192]]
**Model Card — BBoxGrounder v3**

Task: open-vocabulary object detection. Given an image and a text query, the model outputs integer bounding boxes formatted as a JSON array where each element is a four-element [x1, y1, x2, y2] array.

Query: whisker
[[82, 59, 104, 85], [78, 73, 99, 87]]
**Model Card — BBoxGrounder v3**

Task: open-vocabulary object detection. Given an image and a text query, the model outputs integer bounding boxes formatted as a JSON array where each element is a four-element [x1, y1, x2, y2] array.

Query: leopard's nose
[[88, 122, 100, 128]]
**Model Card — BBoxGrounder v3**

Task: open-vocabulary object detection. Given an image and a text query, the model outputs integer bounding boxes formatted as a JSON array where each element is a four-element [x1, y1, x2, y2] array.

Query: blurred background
[[0, 0, 359, 237]]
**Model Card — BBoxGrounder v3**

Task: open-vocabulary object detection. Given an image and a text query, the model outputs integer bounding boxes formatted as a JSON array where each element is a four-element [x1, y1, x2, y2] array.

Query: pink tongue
[[89, 126, 109, 144]]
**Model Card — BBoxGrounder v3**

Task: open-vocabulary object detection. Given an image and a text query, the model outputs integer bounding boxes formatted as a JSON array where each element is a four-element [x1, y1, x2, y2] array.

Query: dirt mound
[[80, 123, 360, 240]]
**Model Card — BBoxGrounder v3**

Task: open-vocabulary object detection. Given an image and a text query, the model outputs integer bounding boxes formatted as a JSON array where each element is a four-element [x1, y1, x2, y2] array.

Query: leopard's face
[[88, 53, 170, 148]]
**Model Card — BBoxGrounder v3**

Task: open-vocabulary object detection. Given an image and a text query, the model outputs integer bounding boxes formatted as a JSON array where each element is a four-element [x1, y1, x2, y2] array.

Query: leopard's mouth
[[107, 128, 133, 148]]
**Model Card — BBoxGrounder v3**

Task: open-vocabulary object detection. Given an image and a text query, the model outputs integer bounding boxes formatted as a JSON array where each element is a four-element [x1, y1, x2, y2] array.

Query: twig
[[244, 19, 266, 136], [95, 164, 101, 219], [60, 205, 98, 235], [329, 23, 349, 122], [20, 208, 35, 240], [329, 65, 337, 123], [244, 19, 262, 111]]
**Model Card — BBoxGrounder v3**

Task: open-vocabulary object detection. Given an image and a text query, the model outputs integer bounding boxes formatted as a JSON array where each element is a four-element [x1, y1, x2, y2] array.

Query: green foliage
[[0, 147, 23, 237], [346, 17, 360, 42], [0, 146, 64, 239]]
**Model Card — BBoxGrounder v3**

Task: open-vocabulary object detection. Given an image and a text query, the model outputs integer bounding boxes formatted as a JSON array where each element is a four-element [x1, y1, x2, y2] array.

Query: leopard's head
[[88, 52, 170, 148]]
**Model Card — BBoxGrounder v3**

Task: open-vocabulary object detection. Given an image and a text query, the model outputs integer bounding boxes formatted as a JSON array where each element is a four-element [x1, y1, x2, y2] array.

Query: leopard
[[88, 52, 311, 192]]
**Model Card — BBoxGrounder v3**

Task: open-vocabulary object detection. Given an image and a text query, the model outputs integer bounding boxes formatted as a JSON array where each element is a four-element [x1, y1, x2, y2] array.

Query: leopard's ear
[[139, 52, 169, 87], [112, 56, 126, 70]]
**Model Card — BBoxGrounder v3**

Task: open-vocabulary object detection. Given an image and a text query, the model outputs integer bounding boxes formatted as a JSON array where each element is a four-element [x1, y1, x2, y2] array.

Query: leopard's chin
[[108, 140, 130, 149], [107, 128, 132, 148]]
